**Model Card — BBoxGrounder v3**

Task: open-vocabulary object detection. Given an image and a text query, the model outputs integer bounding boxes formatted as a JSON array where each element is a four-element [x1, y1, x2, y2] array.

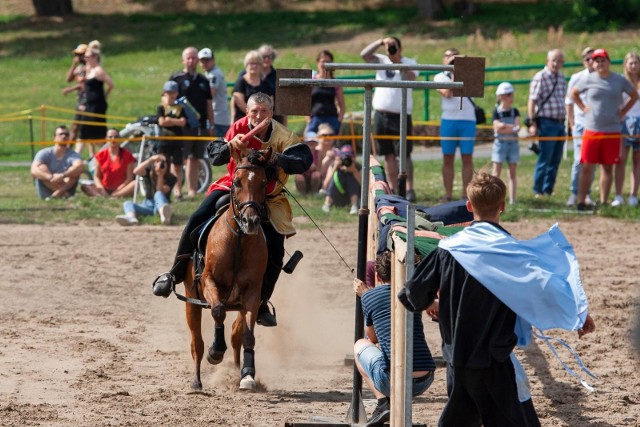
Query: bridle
[[228, 163, 268, 234]]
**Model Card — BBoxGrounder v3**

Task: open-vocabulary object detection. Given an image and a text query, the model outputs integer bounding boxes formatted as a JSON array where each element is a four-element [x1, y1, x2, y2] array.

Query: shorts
[[622, 116, 640, 150], [374, 111, 413, 156], [581, 129, 621, 165], [156, 142, 184, 166], [356, 343, 432, 397], [440, 119, 476, 155], [182, 127, 206, 159], [491, 140, 520, 164]]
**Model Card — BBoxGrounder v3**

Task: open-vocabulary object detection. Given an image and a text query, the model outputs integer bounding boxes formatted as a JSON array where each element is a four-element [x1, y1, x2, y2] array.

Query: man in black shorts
[[361, 36, 419, 202], [170, 46, 214, 198]]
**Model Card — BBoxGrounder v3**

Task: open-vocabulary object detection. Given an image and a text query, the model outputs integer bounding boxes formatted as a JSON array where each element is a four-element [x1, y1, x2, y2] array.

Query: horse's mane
[[246, 149, 278, 182]]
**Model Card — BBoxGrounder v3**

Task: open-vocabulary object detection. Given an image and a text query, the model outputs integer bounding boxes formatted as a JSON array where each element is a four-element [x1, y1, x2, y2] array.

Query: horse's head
[[231, 147, 275, 235]]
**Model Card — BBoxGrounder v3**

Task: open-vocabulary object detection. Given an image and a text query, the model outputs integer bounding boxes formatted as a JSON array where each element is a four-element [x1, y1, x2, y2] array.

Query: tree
[[416, 0, 477, 19], [32, 0, 73, 17], [416, 0, 444, 19]]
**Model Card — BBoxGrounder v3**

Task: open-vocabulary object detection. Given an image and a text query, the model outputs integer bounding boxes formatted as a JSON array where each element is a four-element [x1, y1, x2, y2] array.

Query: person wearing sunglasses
[[31, 125, 85, 199], [361, 36, 419, 202], [198, 47, 231, 138]]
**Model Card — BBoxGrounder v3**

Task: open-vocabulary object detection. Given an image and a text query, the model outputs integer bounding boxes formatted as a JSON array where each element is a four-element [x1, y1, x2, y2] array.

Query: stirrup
[[257, 301, 277, 327], [152, 272, 174, 298]]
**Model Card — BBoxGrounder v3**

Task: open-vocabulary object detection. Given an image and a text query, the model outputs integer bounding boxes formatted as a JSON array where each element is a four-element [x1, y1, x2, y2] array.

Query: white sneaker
[[628, 195, 638, 206], [321, 204, 331, 213], [159, 204, 172, 225], [116, 214, 139, 226], [349, 204, 358, 215], [566, 194, 577, 206], [611, 195, 624, 207], [585, 194, 595, 206]]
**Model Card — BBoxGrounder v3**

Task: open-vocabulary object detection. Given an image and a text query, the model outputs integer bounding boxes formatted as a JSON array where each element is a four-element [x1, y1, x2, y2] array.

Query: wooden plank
[[276, 68, 312, 116], [451, 56, 486, 98]]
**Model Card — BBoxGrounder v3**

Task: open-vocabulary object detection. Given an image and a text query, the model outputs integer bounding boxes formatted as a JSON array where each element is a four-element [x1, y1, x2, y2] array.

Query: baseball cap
[[73, 44, 88, 55], [198, 48, 213, 59], [496, 82, 515, 96], [163, 80, 179, 92], [592, 48, 610, 61], [339, 145, 354, 158]]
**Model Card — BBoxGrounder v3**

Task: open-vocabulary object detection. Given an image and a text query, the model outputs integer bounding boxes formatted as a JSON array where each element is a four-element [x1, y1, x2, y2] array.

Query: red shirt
[[208, 117, 277, 194], [94, 147, 136, 192]]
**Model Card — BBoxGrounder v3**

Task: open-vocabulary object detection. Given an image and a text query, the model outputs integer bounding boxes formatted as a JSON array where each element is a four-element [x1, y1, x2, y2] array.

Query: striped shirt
[[361, 284, 436, 372], [529, 66, 566, 121]]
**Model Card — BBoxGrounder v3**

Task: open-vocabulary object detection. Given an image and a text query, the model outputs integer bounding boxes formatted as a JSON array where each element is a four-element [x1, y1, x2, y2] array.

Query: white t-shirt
[[372, 53, 419, 114], [433, 71, 476, 121], [565, 68, 591, 126]]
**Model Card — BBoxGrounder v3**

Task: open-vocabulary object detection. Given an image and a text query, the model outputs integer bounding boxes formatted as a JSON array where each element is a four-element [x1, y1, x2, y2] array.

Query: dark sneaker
[[367, 398, 390, 426], [257, 301, 277, 327], [152, 273, 174, 298], [576, 203, 587, 212]]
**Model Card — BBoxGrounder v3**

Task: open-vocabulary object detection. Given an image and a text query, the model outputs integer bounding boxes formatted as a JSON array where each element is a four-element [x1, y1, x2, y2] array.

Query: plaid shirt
[[529, 66, 566, 120]]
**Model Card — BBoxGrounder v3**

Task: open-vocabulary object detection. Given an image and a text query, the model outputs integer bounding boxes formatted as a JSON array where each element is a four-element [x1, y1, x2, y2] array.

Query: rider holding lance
[[152, 92, 313, 327]]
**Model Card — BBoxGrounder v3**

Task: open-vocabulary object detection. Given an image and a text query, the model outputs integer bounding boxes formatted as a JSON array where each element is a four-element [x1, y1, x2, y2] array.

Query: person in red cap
[[571, 48, 639, 210]]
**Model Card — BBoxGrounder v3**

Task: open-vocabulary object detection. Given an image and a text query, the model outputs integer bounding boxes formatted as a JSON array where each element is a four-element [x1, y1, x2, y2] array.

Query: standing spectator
[[306, 50, 345, 135], [258, 44, 286, 125], [76, 42, 114, 159], [31, 125, 85, 199], [572, 48, 639, 209], [613, 51, 640, 207], [157, 80, 186, 199], [81, 128, 136, 197], [526, 48, 566, 198], [353, 251, 435, 426], [361, 36, 418, 202], [198, 47, 231, 137], [62, 43, 87, 142], [170, 46, 214, 198], [232, 50, 274, 123], [115, 154, 176, 226], [491, 82, 521, 205], [566, 47, 596, 207], [434, 48, 477, 202]]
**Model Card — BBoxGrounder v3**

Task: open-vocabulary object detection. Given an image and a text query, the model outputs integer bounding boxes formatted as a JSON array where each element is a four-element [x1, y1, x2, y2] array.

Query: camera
[[159, 160, 166, 169], [528, 143, 540, 155], [341, 156, 353, 167], [387, 45, 398, 55]]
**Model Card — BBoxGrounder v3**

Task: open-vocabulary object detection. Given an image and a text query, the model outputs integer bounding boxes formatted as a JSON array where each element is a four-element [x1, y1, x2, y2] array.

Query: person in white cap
[[491, 82, 521, 205], [198, 47, 231, 137]]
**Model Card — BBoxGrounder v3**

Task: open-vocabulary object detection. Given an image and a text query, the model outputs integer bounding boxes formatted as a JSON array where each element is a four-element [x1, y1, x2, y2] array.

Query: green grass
[[4, 148, 640, 225]]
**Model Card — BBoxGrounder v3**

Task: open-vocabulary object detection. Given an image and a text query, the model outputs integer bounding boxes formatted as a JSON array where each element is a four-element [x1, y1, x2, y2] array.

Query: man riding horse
[[152, 92, 313, 326]]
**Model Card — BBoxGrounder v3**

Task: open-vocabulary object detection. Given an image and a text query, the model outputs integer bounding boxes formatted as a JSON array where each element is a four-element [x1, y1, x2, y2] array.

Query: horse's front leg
[[207, 302, 227, 365], [238, 297, 260, 392], [185, 262, 204, 391]]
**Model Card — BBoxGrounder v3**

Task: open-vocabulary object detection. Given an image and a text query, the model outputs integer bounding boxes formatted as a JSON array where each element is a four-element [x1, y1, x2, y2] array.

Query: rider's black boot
[[257, 301, 277, 327]]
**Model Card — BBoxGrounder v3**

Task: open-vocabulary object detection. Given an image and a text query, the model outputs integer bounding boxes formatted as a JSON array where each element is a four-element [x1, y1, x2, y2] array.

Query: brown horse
[[184, 148, 275, 391]]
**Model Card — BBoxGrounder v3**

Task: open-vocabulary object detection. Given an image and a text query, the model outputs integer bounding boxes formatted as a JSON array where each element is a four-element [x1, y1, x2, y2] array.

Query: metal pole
[[398, 88, 408, 199], [28, 116, 35, 160], [348, 86, 373, 425], [324, 63, 453, 73], [133, 136, 146, 204], [279, 78, 462, 91]]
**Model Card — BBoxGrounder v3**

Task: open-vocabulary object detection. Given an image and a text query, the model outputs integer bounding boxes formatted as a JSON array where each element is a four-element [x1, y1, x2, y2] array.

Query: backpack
[[175, 96, 200, 129]]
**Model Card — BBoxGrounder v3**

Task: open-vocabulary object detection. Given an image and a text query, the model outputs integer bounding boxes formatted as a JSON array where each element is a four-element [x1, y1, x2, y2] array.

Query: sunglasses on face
[[262, 54, 273, 60], [56, 132, 70, 137], [318, 133, 334, 137]]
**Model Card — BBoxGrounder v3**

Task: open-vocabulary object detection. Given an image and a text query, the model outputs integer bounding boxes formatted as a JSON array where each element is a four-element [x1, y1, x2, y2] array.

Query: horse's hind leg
[[185, 267, 204, 390], [207, 303, 227, 365], [231, 313, 245, 368]]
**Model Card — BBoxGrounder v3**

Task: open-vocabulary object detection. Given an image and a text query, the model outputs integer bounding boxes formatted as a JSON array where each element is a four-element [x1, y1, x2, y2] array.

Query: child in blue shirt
[[492, 82, 521, 204]]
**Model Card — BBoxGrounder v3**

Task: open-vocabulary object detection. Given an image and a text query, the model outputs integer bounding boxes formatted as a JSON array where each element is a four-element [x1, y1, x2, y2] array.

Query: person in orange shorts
[[571, 49, 639, 210]]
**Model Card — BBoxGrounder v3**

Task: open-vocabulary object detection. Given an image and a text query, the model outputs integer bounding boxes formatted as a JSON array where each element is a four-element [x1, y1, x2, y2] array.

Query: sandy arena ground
[[0, 217, 638, 426]]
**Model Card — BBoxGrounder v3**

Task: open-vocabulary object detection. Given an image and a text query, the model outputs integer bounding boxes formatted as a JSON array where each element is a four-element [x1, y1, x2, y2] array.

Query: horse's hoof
[[191, 379, 203, 391], [239, 375, 256, 392], [206, 350, 224, 365]]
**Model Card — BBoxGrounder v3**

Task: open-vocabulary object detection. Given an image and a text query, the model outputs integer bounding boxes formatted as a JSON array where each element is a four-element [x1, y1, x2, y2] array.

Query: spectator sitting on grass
[[30, 125, 85, 200]]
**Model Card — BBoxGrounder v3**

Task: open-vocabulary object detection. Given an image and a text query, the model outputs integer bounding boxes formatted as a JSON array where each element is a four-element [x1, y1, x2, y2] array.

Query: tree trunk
[[32, 0, 73, 16], [416, 0, 444, 19]]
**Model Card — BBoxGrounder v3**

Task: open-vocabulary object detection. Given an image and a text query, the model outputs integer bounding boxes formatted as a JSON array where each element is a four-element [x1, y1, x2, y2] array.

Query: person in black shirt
[[170, 47, 214, 198]]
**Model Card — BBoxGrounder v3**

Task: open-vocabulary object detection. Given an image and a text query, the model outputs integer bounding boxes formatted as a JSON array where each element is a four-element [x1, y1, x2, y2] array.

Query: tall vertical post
[[404, 205, 416, 426], [28, 116, 35, 160], [398, 88, 408, 198]]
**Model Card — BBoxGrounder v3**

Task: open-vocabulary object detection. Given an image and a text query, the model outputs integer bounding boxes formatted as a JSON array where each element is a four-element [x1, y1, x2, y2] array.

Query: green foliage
[[566, 0, 640, 31]]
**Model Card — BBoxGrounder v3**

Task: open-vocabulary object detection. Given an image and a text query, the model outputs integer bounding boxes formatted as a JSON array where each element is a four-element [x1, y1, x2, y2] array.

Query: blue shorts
[[622, 116, 640, 150], [440, 119, 476, 155], [356, 344, 433, 397], [491, 140, 520, 164]]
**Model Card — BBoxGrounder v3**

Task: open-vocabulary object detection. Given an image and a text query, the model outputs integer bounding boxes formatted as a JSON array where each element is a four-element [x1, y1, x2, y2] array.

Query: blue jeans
[[533, 118, 565, 195], [123, 191, 169, 217], [569, 123, 594, 196], [213, 124, 230, 138], [307, 115, 341, 135]]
